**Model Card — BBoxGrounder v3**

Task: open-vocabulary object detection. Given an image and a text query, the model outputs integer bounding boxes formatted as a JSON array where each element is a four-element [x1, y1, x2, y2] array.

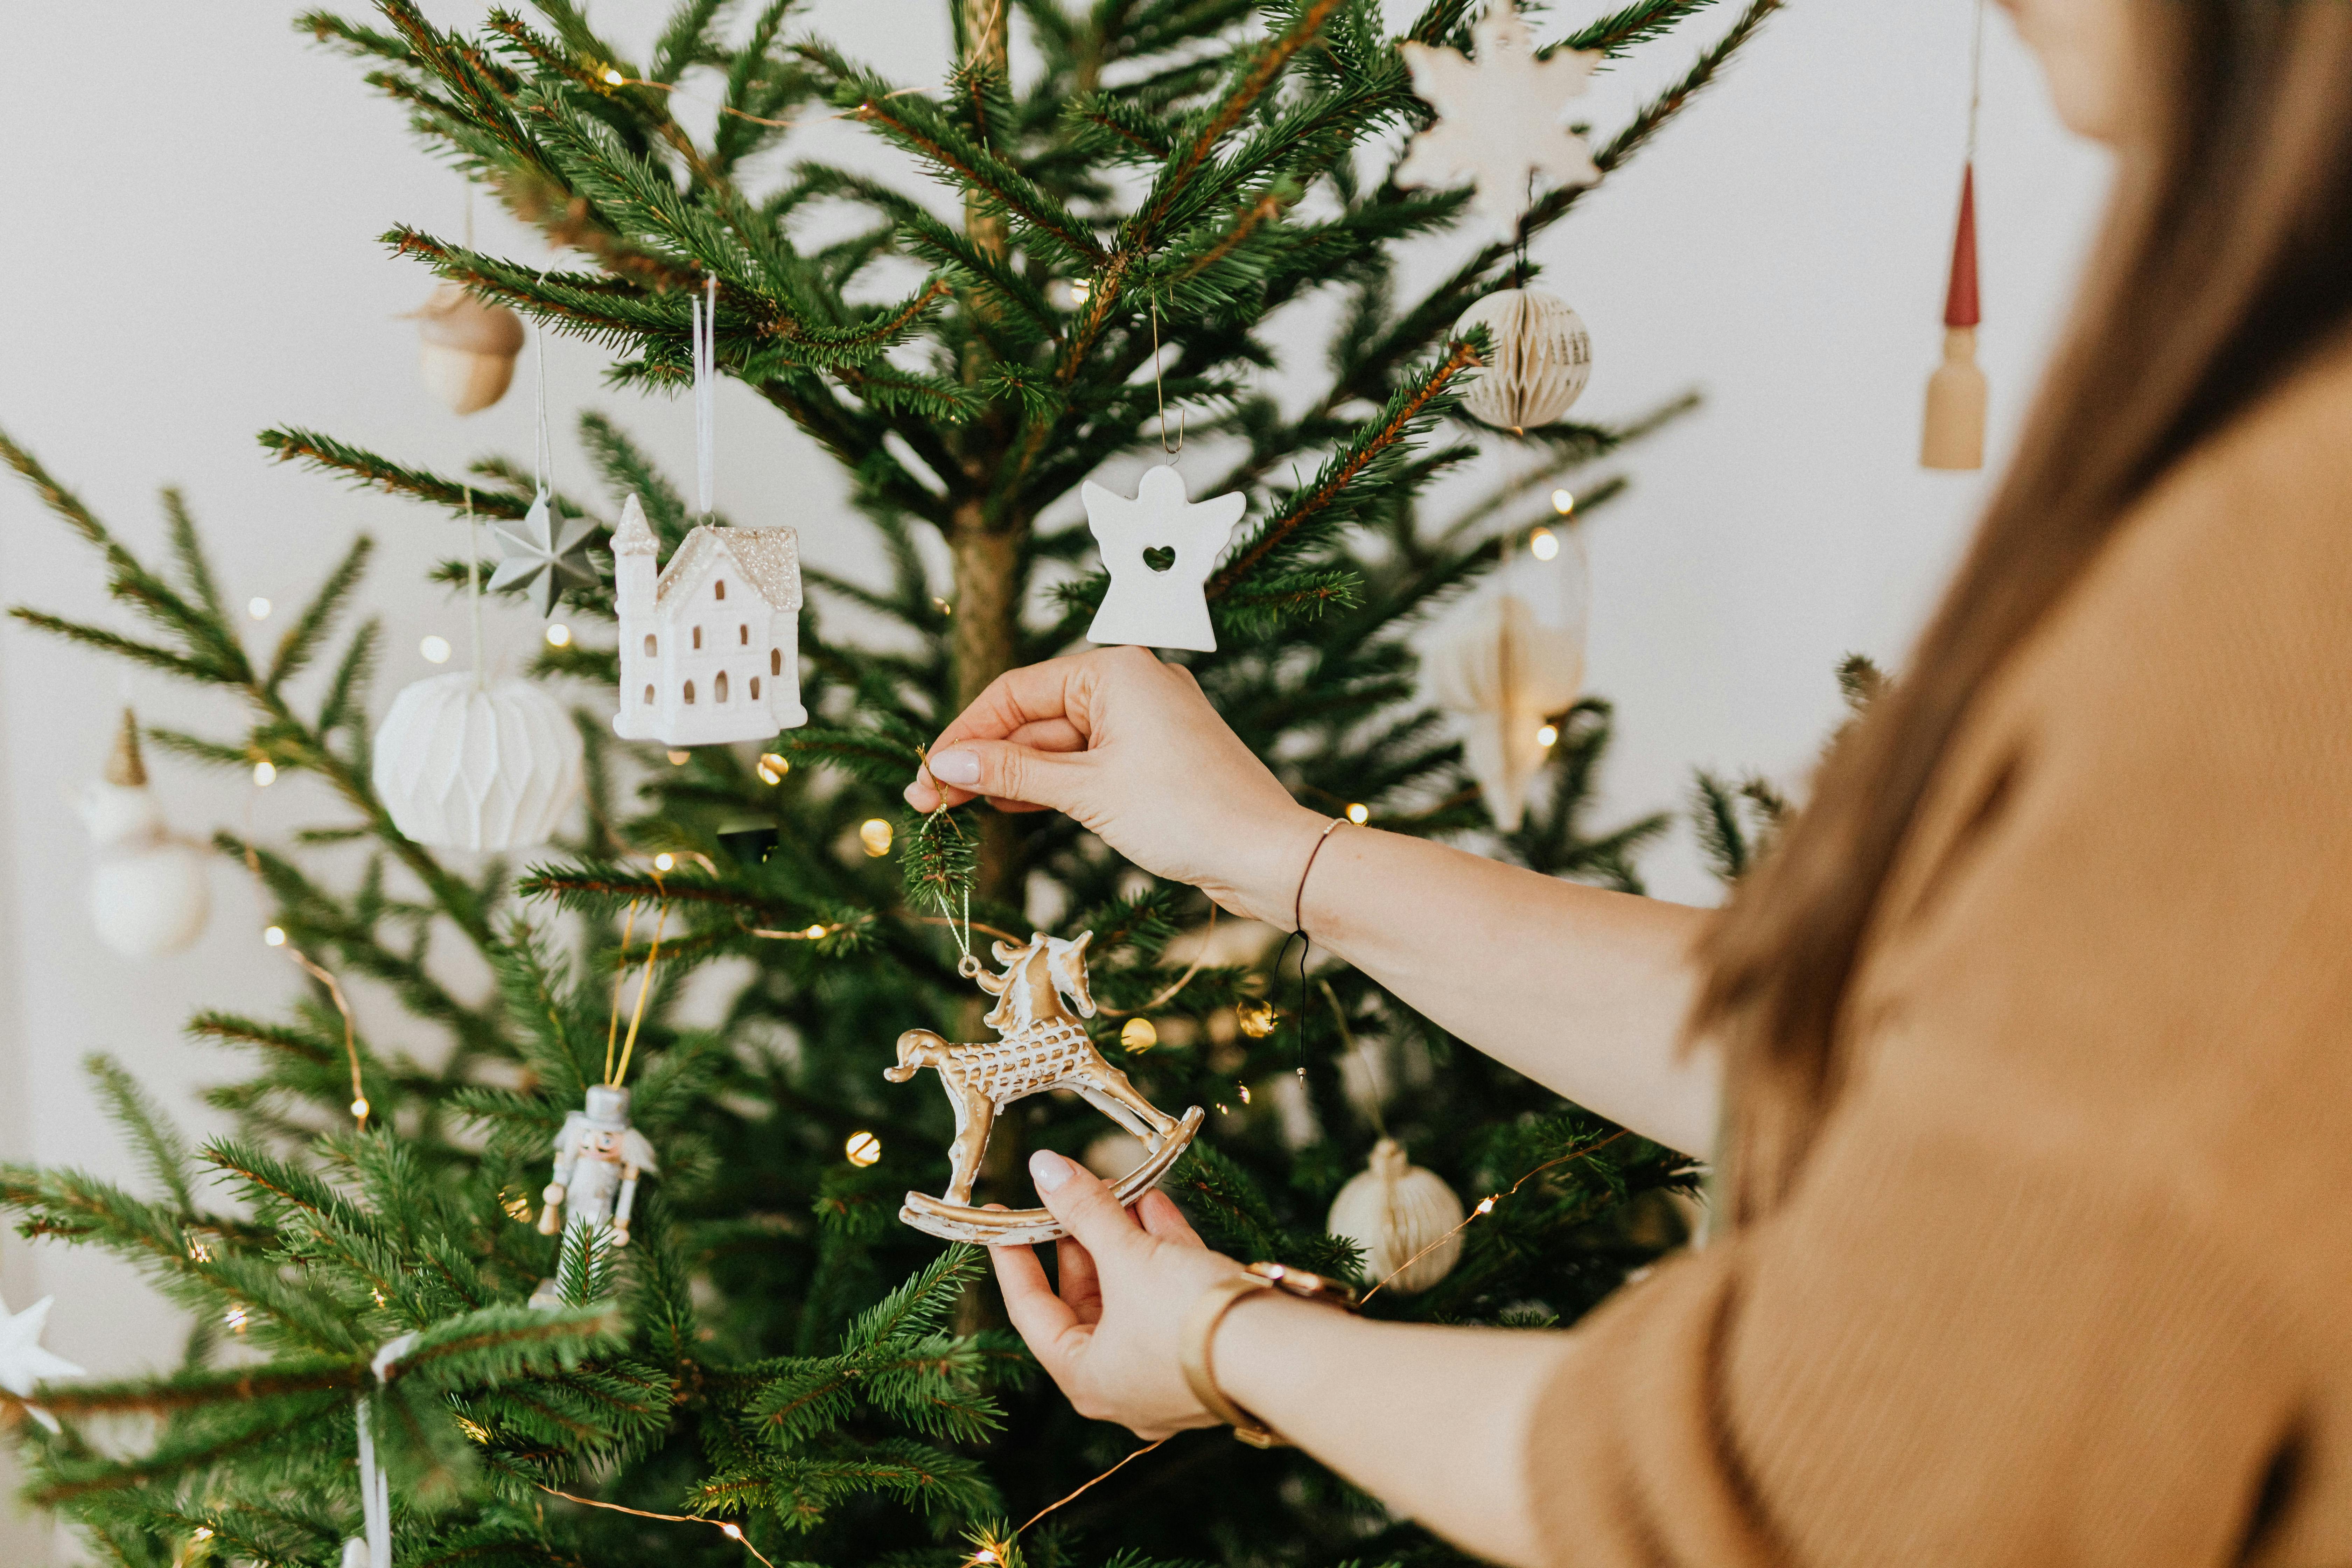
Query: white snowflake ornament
[[0, 1293, 85, 1433], [1398, 6, 1603, 240], [1083, 465, 1245, 653]]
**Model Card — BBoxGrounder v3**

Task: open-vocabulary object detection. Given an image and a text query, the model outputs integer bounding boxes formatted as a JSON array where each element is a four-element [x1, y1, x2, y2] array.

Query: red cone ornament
[[1921, 164, 1987, 471]]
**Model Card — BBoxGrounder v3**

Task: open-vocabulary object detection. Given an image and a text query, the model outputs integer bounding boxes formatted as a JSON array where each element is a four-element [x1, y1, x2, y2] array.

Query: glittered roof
[[654, 524, 803, 614]]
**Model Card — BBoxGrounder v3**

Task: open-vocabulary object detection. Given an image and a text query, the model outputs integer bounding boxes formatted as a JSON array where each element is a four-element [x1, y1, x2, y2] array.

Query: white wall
[[0, 2, 2106, 1557]]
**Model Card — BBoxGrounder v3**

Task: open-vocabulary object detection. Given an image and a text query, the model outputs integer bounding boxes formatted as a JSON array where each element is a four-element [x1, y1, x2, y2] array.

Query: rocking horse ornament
[[888, 930, 1204, 1245]]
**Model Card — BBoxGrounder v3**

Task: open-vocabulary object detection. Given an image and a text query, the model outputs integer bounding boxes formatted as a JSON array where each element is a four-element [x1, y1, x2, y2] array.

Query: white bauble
[[371, 674, 583, 851], [1424, 540, 1589, 832], [1453, 288, 1591, 430], [89, 843, 212, 959], [77, 713, 210, 959], [1326, 1138, 1465, 1295], [415, 283, 525, 415]]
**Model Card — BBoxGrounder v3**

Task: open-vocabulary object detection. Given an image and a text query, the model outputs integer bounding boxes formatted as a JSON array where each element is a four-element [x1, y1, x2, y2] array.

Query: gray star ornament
[[488, 490, 599, 617], [1398, 5, 1603, 241]]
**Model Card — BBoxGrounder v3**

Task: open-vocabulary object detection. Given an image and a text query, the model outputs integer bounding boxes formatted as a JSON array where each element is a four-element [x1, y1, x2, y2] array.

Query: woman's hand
[[989, 1148, 1248, 1438], [902, 647, 1328, 928]]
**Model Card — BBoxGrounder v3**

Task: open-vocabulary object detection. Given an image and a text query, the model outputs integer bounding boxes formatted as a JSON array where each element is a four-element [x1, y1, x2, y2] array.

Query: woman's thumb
[[926, 740, 1085, 812]]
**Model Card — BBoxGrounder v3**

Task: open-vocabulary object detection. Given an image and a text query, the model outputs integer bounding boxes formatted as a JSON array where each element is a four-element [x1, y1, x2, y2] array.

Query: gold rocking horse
[[886, 930, 1204, 1245]]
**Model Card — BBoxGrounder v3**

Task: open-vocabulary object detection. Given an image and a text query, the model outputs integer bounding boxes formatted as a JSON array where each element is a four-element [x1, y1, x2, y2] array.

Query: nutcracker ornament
[[886, 931, 1204, 1245], [527, 1084, 657, 1310]]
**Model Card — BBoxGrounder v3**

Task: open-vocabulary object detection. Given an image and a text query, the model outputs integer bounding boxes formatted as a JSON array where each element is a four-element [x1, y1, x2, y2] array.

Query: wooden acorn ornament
[[1921, 165, 1987, 470], [886, 931, 1204, 1246], [1326, 1138, 1466, 1295], [1454, 288, 1592, 432], [414, 283, 525, 415], [78, 709, 211, 959]]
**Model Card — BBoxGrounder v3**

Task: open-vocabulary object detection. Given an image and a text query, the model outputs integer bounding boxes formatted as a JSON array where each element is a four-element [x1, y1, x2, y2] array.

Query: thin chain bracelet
[[1292, 817, 1346, 937]]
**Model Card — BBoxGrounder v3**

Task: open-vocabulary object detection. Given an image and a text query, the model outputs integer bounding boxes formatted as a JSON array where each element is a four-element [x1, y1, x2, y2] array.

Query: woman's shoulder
[[1850, 335, 2352, 1233]]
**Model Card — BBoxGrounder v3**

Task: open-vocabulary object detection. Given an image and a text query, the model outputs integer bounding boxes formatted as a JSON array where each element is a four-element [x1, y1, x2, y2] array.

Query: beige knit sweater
[[1527, 340, 2352, 1567]]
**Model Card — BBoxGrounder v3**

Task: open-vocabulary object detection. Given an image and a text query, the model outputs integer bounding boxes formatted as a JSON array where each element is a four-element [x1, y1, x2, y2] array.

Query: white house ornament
[[371, 674, 584, 851], [79, 708, 211, 959], [1083, 465, 1245, 653], [1326, 1138, 1465, 1295], [1424, 541, 1589, 832], [0, 1292, 86, 1434], [611, 495, 809, 747], [886, 931, 1204, 1246], [488, 491, 599, 618], [1454, 288, 1592, 431], [1397, 6, 1603, 241], [413, 282, 525, 415], [528, 1084, 658, 1311]]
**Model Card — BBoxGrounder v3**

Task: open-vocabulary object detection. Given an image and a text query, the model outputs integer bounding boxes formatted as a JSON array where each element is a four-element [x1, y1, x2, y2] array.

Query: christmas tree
[[2, 2, 1774, 1564]]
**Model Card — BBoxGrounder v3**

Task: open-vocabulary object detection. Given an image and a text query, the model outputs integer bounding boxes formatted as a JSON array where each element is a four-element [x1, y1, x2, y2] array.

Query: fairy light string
[[530, 1480, 774, 1568]]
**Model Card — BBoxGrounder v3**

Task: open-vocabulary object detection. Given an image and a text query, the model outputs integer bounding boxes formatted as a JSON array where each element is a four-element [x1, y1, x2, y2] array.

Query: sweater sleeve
[[1522, 1111, 2299, 1567], [1519, 355, 2352, 1567]]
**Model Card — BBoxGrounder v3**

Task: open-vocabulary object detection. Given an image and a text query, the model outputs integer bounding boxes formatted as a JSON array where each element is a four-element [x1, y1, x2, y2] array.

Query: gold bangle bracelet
[[1179, 1263, 1360, 1449]]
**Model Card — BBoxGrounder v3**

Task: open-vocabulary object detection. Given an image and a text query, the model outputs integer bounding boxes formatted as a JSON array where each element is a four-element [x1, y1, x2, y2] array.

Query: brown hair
[[1696, 1, 2352, 1166]]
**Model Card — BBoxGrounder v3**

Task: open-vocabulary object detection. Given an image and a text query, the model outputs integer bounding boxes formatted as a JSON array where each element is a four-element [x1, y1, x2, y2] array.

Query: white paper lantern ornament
[[79, 709, 211, 959], [1326, 1138, 1466, 1295], [1454, 288, 1592, 432], [373, 468, 583, 850], [372, 673, 583, 851], [1424, 532, 1589, 832]]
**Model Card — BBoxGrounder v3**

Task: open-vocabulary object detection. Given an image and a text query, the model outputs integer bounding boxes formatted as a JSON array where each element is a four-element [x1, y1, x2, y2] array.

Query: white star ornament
[[1083, 465, 1246, 653], [1397, 8, 1603, 241], [0, 1293, 86, 1434]]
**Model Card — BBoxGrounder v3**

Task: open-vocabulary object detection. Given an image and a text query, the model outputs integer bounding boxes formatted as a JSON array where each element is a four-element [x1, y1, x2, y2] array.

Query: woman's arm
[[904, 648, 1718, 1155], [990, 1153, 1558, 1567]]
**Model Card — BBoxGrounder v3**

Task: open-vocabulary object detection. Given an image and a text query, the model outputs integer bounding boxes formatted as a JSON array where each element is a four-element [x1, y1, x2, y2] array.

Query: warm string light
[[1535, 722, 1559, 748], [1120, 1017, 1158, 1050], [530, 1481, 774, 1568], [545, 622, 572, 647], [859, 818, 894, 857], [1344, 802, 1369, 825], [276, 940, 369, 1131], [666, 750, 691, 766], [1549, 488, 1575, 517], [420, 635, 452, 664], [757, 752, 789, 784], [1093, 905, 1218, 1019], [252, 760, 277, 788], [246, 597, 272, 620], [1528, 525, 1560, 561], [844, 1131, 882, 1167]]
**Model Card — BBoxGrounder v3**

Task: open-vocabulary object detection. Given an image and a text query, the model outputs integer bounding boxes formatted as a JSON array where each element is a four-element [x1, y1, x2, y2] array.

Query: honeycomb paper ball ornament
[[1453, 288, 1591, 432], [415, 283, 526, 415], [371, 674, 583, 851], [1326, 1138, 1466, 1295]]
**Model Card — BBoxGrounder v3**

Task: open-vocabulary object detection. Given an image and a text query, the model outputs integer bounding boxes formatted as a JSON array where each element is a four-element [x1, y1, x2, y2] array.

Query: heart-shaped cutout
[[1142, 545, 1176, 573]]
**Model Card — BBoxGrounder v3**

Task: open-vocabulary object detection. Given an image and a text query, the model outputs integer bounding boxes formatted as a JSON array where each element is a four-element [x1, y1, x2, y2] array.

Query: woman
[[904, 0, 2352, 1560]]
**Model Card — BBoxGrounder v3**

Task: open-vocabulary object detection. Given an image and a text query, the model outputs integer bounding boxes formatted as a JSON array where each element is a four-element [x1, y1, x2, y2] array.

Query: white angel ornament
[[1083, 465, 1246, 653]]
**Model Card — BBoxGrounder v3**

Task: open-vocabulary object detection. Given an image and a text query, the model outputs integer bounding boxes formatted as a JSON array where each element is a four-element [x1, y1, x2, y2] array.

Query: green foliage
[[1, 1, 1783, 1566]]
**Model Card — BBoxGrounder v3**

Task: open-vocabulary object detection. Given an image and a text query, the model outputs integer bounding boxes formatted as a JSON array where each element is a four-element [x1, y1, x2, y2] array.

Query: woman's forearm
[[1297, 825, 1720, 1156], [1211, 1291, 1558, 1568]]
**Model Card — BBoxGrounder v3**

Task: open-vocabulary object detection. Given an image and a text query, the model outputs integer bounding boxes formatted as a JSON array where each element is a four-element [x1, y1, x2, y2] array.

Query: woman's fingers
[[1054, 1233, 1104, 1321], [988, 1240, 1087, 1370], [1135, 1189, 1204, 1247], [917, 738, 1092, 814], [1028, 1149, 1144, 1258]]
